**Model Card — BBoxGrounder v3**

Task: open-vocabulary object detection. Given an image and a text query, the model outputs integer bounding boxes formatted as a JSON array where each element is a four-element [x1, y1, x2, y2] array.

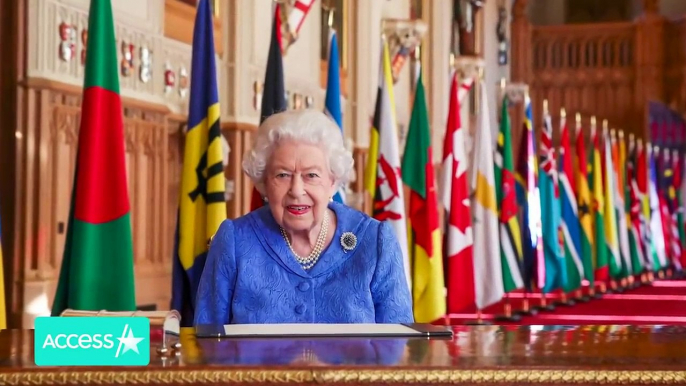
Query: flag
[[365, 39, 411, 291], [324, 29, 345, 204], [470, 79, 504, 309], [677, 151, 686, 270], [494, 95, 523, 292], [648, 144, 668, 269], [559, 113, 583, 292], [575, 117, 595, 285], [661, 149, 682, 270], [0, 211, 6, 328], [539, 107, 566, 292], [603, 128, 622, 279], [250, 4, 288, 211], [515, 95, 542, 291], [402, 71, 445, 322], [591, 122, 609, 282], [440, 73, 474, 313], [637, 140, 654, 272], [51, 0, 135, 316], [171, 0, 227, 326], [665, 150, 682, 271], [613, 131, 632, 278], [627, 136, 646, 275]]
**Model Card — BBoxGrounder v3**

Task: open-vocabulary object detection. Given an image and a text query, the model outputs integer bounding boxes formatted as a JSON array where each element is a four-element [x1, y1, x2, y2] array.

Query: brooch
[[340, 232, 357, 253]]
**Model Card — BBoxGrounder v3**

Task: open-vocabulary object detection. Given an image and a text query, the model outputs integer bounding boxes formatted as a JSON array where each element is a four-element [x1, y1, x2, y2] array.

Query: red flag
[[439, 73, 474, 313]]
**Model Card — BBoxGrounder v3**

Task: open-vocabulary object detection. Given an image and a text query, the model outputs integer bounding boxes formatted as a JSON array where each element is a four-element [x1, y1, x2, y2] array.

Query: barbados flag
[[324, 29, 344, 204], [171, 0, 227, 326]]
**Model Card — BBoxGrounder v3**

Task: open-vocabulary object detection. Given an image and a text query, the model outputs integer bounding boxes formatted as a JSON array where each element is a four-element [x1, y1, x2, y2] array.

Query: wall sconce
[[382, 18, 427, 84], [452, 55, 484, 80], [292, 93, 303, 109], [500, 81, 529, 105]]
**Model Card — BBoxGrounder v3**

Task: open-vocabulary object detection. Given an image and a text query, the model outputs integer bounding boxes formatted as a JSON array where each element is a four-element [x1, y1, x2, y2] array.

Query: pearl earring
[[329, 197, 333, 202]]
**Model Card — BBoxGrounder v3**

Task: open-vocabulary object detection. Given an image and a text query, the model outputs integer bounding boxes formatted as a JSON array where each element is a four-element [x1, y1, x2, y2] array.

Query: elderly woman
[[193, 109, 413, 325]]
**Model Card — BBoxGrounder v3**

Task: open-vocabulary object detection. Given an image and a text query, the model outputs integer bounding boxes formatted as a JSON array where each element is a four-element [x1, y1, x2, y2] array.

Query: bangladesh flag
[[51, 0, 135, 316]]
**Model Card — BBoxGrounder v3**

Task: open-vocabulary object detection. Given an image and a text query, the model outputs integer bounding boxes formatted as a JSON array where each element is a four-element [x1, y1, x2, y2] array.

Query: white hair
[[242, 109, 354, 193]]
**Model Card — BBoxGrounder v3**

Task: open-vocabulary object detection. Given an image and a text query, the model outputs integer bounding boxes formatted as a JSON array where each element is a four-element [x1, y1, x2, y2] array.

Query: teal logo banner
[[35, 317, 150, 366]]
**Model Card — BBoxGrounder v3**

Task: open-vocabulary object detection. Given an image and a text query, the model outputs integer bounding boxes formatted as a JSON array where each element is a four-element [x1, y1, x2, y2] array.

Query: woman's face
[[264, 140, 336, 233]]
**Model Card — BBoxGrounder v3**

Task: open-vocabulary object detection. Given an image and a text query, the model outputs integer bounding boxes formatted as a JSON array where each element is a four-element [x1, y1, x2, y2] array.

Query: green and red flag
[[51, 0, 135, 315], [402, 71, 445, 323]]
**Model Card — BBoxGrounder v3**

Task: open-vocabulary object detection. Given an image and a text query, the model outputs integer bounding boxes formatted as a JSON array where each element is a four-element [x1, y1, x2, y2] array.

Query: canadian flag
[[439, 73, 475, 313]]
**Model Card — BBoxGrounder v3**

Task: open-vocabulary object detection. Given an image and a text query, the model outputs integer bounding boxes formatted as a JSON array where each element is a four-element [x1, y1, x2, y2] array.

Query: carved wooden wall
[[8, 79, 259, 326], [10, 81, 176, 325], [530, 21, 638, 141], [511, 0, 674, 146]]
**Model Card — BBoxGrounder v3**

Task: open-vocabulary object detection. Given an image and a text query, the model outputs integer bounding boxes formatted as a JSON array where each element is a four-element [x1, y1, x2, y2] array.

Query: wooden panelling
[[164, 0, 223, 56], [221, 121, 257, 219], [511, 0, 672, 146], [7, 78, 259, 326]]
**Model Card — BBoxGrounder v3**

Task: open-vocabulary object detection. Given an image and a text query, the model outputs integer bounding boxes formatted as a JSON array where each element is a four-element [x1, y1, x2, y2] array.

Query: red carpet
[[444, 276, 686, 326]]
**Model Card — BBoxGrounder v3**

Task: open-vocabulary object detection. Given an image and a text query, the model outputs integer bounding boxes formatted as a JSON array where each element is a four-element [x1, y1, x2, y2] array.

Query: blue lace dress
[[193, 201, 414, 325]]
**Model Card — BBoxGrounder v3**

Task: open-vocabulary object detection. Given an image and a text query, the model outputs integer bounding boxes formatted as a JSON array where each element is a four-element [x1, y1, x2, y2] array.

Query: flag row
[[365, 63, 686, 322]]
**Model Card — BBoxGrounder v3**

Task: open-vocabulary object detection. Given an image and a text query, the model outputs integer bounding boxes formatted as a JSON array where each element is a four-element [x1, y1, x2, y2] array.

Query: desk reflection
[[195, 338, 408, 366]]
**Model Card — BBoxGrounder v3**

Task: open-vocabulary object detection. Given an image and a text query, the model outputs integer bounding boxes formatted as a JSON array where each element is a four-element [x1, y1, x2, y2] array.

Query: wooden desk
[[0, 325, 685, 385]]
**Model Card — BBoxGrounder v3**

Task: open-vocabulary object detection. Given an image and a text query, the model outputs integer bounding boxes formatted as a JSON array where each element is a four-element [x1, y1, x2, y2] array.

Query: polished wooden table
[[0, 325, 685, 385]]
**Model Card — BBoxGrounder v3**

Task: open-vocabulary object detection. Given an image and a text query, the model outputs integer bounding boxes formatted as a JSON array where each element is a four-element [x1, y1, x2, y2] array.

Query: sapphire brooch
[[340, 232, 357, 252]]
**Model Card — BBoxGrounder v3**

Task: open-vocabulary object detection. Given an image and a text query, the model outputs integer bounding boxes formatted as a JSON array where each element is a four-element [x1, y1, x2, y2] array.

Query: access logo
[[34, 317, 150, 366]]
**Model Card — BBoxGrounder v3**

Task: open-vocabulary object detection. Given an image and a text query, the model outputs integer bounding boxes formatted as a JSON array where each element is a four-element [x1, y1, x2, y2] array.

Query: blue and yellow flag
[[171, 0, 226, 326], [0, 210, 6, 329]]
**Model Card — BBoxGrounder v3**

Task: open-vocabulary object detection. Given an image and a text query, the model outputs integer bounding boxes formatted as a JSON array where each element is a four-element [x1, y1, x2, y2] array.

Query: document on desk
[[195, 323, 452, 338]]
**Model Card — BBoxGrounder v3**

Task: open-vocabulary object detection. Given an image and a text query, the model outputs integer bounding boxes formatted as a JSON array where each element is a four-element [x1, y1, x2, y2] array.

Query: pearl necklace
[[280, 211, 329, 270]]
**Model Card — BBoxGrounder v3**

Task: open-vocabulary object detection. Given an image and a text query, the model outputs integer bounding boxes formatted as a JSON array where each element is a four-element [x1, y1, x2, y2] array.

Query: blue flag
[[539, 111, 567, 293], [324, 30, 345, 204], [171, 0, 226, 326]]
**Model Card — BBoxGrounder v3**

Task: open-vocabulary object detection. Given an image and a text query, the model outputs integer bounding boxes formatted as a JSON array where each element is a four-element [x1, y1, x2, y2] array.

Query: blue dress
[[193, 202, 414, 325]]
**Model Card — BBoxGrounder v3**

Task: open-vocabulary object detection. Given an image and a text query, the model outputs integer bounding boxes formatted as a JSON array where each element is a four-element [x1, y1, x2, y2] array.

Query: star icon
[[115, 325, 144, 357]]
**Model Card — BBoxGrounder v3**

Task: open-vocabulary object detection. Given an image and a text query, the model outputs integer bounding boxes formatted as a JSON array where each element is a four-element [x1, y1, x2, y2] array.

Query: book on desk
[[194, 323, 453, 339]]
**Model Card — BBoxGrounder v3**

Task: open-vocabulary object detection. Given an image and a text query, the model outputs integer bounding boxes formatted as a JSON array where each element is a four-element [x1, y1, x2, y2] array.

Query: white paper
[[222, 324, 420, 337]]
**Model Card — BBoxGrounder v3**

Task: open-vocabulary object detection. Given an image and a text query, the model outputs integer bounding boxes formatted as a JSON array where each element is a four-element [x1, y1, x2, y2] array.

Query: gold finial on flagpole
[[576, 112, 581, 125], [591, 116, 596, 126], [561, 107, 566, 118], [543, 99, 549, 114]]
